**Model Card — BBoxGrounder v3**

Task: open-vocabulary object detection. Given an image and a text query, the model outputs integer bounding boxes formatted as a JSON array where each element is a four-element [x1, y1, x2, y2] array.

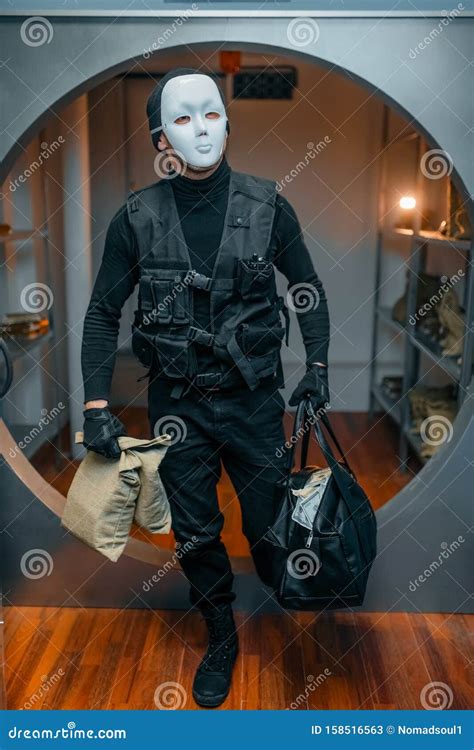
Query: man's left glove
[[83, 407, 126, 459], [289, 363, 330, 412]]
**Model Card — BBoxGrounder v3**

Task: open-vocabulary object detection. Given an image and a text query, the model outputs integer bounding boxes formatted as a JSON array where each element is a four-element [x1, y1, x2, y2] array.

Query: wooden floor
[[4, 608, 473, 710], [4, 409, 473, 709]]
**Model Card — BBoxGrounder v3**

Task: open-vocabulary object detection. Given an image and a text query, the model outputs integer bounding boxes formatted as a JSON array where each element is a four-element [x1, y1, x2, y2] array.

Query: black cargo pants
[[148, 375, 288, 609]]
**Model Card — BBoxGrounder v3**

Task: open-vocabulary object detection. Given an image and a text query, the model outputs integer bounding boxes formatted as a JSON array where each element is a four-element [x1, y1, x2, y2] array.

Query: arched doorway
[[0, 16, 472, 623]]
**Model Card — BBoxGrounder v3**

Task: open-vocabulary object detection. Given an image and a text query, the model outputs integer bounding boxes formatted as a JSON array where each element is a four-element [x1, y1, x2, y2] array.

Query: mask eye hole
[[174, 115, 191, 125], [205, 111, 221, 120]]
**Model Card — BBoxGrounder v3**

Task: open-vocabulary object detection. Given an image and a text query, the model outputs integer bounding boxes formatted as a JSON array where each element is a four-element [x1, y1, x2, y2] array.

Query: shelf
[[404, 430, 428, 466], [376, 305, 461, 381], [391, 227, 414, 238], [376, 305, 404, 334], [409, 329, 461, 380], [372, 104, 473, 469], [2, 331, 53, 363], [371, 383, 402, 425], [0, 229, 48, 245], [389, 227, 471, 251], [417, 230, 471, 250], [371, 384, 428, 465]]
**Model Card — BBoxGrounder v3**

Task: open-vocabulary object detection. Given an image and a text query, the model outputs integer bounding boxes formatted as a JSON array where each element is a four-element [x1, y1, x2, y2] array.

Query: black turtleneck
[[170, 157, 231, 370], [81, 157, 330, 402]]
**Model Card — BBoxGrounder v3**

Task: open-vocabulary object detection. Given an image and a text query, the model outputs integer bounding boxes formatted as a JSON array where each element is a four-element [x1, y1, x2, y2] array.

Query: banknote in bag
[[290, 468, 331, 530]]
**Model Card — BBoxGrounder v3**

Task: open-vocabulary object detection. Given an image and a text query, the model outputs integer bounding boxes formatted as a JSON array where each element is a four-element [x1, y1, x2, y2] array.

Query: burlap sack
[[61, 433, 172, 562]]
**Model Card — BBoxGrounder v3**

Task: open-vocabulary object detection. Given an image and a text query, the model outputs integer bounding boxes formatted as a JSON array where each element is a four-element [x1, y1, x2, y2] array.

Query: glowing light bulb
[[400, 196, 416, 210]]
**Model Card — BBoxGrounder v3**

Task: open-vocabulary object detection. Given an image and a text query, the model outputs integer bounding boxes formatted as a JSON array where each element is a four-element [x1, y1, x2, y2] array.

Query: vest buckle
[[194, 373, 222, 388], [187, 327, 215, 348], [187, 270, 212, 291]]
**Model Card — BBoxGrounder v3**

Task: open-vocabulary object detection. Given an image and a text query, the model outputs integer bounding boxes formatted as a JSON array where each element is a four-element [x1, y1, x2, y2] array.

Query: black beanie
[[146, 67, 230, 150]]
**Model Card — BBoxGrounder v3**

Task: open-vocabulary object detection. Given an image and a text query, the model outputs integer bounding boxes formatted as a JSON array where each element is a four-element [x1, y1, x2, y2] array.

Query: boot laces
[[203, 636, 234, 672], [201, 611, 236, 672]]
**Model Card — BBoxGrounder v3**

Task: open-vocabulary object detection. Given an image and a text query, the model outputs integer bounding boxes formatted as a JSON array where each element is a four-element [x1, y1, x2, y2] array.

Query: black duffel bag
[[266, 399, 377, 610]]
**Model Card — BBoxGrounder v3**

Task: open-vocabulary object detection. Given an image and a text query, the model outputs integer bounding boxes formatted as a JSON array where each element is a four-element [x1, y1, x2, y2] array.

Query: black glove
[[83, 407, 126, 459], [289, 363, 330, 412]]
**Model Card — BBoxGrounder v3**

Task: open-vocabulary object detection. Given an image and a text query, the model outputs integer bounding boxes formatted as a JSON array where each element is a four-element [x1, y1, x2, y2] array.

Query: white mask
[[160, 74, 228, 170]]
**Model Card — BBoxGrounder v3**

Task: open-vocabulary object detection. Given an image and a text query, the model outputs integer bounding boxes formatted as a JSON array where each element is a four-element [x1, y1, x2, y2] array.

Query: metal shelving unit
[[369, 105, 474, 469], [0, 131, 63, 463]]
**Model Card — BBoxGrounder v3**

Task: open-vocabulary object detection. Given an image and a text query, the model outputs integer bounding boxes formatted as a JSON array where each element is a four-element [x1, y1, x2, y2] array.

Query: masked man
[[81, 68, 330, 707]]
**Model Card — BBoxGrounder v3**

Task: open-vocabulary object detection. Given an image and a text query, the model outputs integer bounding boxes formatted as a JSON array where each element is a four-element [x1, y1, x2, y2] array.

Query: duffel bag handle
[[286, 400, 355, 483], [301, 401, 354, 476], [287, 399, 355, 478], [284, 399, 308, 471]]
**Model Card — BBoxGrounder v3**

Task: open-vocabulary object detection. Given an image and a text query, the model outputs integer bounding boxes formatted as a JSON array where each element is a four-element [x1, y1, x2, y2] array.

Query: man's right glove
[[83, 407, 126, 459]]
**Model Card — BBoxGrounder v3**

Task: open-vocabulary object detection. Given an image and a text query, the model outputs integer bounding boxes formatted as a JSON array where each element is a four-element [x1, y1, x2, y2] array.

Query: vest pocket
[[131, 323, 155, 369], [237, 257, 277, 301], [154, 332, 196, 379], [247, 349, 281, 380], [240, 320, 285, 357], [139, 275, 191, 326], [172, 282, 191, 325]]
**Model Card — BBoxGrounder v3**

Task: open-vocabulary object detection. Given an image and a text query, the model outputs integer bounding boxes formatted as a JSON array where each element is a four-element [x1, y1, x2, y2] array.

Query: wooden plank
[[3, 606, 474, 710]]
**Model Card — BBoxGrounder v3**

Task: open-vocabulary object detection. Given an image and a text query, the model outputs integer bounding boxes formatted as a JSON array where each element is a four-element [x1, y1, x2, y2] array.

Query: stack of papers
[[290, 468, 331, 530]]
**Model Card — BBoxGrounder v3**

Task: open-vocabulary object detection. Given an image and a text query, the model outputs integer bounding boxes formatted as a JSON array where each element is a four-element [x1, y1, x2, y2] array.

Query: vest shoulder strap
[[126, 181, 168, 264], [230, 170, 277, 206], [126, 180, 163, 218]]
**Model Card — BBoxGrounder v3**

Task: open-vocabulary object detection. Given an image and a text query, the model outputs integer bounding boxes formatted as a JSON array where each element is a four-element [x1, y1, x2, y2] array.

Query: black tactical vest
[[127, 169, 289, 394]]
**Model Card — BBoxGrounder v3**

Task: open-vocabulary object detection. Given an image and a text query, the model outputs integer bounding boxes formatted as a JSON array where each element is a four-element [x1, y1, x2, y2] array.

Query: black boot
[[192, 602, 239, 708]]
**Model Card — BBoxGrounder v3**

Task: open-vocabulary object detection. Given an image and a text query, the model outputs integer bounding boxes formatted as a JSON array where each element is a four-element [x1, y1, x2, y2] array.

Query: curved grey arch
[[1, 15, 473, 196], [0, 14, 472, 612]]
